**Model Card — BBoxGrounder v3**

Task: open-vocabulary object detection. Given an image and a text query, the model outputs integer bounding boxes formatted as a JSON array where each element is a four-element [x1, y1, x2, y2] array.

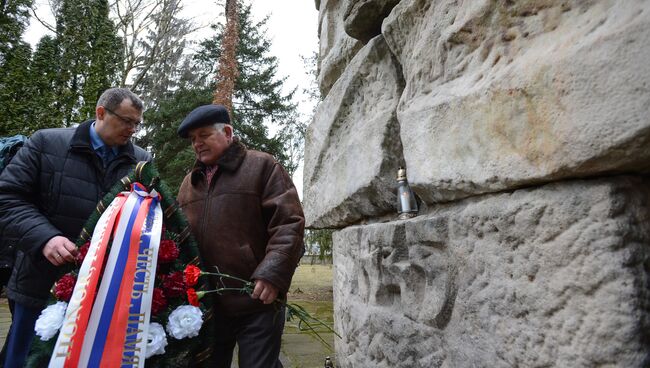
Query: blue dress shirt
[[89, 122, 118, 167]]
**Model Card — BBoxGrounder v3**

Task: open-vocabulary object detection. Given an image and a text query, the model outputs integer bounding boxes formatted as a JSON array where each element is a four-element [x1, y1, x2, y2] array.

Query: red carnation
[[162, 271, 186, 298], [184, 265, 201, 287], [187, 288, 200, 307], [76, 241, 90, 264], [158, 239, 179, 264], [151, 288, 168, 315], [55, 274, 77, 302]]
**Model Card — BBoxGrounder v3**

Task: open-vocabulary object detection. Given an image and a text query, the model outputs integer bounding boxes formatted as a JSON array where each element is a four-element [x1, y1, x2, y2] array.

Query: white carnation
[[34, 301, 67, 341], [166, 305, 203, 339], [145, 322, 168, 358]]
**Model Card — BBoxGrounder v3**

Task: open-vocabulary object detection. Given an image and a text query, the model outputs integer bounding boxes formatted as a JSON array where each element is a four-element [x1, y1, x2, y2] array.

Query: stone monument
[[304, 0, 650, 367]]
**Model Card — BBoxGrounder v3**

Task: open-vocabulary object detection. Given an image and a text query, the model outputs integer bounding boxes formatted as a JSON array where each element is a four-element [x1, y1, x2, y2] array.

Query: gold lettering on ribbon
[[122, 235, 156, 363], [121, 345, 141, 365], [131, 248, 154, 299], [54, 265, 96, 358], [121, 312, 146, 364]]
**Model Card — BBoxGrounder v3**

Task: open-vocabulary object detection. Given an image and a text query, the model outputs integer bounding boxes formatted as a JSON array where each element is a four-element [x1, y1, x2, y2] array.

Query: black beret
[[177, 104, 231, 138]]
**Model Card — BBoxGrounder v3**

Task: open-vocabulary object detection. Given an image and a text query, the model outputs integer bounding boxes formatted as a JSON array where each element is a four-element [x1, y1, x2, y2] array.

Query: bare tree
[[27, 0, 62, 33], [112, 0, 195, 92]]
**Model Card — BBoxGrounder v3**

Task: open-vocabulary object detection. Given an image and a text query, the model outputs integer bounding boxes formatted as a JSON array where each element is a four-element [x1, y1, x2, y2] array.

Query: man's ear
[[224, 124, 233, 139], [96, 106, 106, 121]]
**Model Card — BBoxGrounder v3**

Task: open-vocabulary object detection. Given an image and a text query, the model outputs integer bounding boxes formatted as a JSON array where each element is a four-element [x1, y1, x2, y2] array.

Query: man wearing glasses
[[0, 88, 150, 367]]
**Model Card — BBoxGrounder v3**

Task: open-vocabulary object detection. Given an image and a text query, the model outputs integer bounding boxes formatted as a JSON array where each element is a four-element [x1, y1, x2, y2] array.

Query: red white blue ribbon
[[49, 183, 163, 368]]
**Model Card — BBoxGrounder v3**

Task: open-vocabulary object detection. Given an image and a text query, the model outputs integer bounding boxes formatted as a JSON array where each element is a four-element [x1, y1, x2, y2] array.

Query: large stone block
[[304, 36, 404, 228], [382, 0, 650, 203], [343, 0, 401, 43], [333, 176, 650, 367], [318, 0, 364, 95]]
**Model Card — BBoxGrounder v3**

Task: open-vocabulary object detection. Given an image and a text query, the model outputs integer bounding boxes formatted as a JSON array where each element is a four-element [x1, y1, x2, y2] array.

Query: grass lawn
[[280, 263, 335, 368]]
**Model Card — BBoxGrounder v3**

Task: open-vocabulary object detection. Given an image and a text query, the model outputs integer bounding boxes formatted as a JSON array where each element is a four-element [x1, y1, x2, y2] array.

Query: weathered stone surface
[[304, 36, 404, 228], [380, 0, 650, 203], [343, 0, 401, 43], [333, 176, 650, 367], [318, 0, 364, 95]]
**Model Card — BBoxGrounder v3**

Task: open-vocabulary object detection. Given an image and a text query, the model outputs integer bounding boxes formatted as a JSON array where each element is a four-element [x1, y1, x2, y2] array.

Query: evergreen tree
[[81, 0, 121, 118], [0, 0, 33, 135], [0, 41, 32, 135], [0, 0, 32, 64], [52, 0, 122, 126], [28, 35, 62, 130], [141, 0, 301, 191]]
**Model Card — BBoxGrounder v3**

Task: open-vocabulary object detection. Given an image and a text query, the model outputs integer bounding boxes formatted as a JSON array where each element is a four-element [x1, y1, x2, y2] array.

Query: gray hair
[[213, 123, 227, 132], [96, 88, 144, 112]]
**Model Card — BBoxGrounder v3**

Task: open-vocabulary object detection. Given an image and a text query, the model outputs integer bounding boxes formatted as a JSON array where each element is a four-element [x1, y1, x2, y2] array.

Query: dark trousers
[[3, 300, 40, 368], [213, 306, 285, 368]]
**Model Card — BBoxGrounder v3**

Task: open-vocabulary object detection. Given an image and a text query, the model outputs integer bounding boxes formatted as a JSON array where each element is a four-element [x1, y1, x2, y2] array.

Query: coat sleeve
[[0, 131, 62, 255], [251, 162, 305, 294]]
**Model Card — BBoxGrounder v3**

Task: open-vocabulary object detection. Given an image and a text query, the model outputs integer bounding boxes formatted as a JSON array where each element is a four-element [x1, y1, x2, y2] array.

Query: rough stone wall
[[304, 36, 405, 228], [333, 177, 650, 367], [304, 0, 650, 366], [385, 0, 650, 203]]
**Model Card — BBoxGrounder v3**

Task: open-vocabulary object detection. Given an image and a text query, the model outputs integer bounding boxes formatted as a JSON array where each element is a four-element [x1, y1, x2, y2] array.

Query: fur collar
[[190, 137, 247, 186]]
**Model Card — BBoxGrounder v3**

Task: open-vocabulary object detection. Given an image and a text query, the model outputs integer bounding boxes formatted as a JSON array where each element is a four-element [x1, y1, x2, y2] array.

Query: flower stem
[[200, 270, 254, 286], [201, 287, 249, 295], [198, 269, 340, 349]]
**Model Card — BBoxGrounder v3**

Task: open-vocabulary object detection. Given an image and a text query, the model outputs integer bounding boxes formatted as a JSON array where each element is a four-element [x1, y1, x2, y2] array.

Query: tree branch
[[29, 4, 57, 34]]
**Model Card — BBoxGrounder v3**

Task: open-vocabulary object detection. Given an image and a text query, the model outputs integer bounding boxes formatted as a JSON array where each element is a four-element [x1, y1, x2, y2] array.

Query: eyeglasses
[[104, 107, 141, 130]]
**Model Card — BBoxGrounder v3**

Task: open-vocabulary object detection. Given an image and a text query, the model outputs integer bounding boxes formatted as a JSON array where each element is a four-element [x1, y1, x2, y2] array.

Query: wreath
[[26, 162, 216, 367]]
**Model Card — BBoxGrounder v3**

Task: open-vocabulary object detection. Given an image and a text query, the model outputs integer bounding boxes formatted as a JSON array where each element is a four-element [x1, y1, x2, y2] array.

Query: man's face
[[189, 125, 232, 166], [95, 99, 143, 146]]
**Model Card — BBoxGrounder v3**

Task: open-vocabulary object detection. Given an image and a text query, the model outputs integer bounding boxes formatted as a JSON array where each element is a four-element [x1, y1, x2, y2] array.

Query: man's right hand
[[42, 236, 78, 266]]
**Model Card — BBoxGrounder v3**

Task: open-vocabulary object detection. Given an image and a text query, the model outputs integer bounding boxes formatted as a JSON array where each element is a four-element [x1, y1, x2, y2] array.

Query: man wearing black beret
[[176, 104, 305, 368]]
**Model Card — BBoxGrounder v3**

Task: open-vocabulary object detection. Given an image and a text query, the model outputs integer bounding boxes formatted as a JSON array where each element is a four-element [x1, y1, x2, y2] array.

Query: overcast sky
[[24, 0, 320, 196]]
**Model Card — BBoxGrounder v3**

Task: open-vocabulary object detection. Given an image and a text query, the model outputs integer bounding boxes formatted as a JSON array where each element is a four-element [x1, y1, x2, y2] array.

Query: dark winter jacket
[[177, 139, 305, 316], [0, 120, 150, 308]]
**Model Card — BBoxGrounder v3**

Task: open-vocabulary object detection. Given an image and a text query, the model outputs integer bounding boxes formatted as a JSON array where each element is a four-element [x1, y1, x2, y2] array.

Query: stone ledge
[[304, 36, 405, 228]]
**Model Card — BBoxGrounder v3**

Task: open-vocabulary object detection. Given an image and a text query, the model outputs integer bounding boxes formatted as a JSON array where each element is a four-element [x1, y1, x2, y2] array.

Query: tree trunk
[[212, 0, 239, 114]]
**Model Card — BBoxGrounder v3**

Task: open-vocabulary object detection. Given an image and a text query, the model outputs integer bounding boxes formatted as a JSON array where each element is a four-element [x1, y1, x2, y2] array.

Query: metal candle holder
[[396, 167, 418, 219]]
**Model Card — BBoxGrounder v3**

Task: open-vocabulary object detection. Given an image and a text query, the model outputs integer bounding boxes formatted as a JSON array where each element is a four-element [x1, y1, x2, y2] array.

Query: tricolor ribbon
[[50, 183, 163, 368]]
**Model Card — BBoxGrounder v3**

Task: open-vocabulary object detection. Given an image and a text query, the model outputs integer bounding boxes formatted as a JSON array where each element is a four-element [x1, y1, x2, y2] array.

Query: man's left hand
[[251, 279, 279, 304]]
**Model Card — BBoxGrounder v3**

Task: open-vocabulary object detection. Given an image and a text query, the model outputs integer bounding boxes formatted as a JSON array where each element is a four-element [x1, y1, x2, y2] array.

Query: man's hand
[[42, 236, 78, 266], [251, 279, 279, 304]]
